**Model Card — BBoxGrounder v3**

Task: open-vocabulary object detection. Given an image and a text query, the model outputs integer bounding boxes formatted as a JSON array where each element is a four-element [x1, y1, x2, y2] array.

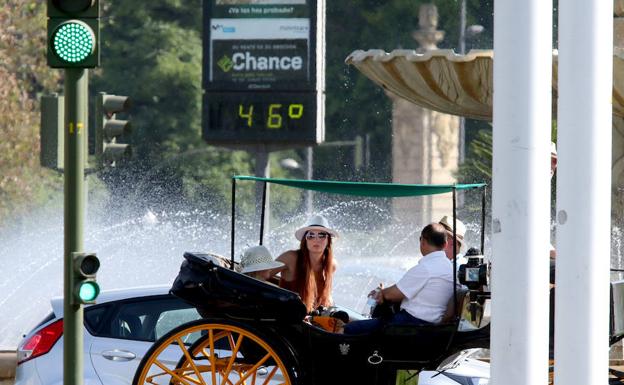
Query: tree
[[92, 0, 301, 217], [320, 0, 494, 182], [0, 0, 63, 226], [456, 127, 492, 184]]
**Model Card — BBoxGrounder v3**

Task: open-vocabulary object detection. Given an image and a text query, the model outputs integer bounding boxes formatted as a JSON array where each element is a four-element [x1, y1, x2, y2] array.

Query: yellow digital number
[[288, 104, 304, 119], [267, 104, 282, 129], [238, 104, 254, 127]]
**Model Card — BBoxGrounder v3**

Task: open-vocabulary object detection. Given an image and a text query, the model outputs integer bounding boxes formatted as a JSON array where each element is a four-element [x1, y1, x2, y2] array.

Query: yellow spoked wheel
[[133, 319, 294, 385]]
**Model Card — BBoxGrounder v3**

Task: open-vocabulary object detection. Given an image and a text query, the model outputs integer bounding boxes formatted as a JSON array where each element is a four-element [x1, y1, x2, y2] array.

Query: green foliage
[[0, 0, 497, 224], [456, 127, 492, 184], [93, 0, 203, 161], [0, 0, 63, 226], [91, 0, 274, 216], [321, 0, 493, 183]]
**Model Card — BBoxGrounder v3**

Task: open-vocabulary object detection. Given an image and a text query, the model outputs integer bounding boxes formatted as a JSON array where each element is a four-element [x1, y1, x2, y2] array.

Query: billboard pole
[[255, 147, 270, 238]]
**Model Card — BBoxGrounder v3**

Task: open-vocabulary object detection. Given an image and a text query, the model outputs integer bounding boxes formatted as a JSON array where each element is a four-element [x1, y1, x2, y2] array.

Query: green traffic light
[[52, 20, 94, 63], [78, 281, 99, 302]]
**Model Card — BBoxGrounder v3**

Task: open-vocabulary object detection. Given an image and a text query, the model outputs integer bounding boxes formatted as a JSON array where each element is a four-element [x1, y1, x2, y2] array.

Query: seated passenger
[[240, 245, 284, 282], [276, 215, 339, 312], [439, 215, 468, 267], [344, 223, 454, 334]]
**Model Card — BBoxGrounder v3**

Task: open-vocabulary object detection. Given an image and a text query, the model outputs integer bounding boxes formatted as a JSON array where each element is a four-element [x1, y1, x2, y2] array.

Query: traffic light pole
[[64, 68, 87, 385]]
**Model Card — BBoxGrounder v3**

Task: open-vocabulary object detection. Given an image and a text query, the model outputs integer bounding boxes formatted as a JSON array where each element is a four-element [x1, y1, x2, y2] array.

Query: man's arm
[[377, 284, 406, 303]]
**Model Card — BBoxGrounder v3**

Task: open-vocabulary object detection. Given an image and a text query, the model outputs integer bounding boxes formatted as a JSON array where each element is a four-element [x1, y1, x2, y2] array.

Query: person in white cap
[[438, 215, 468, 266], [240, 245, 284, 282], [276, 214, 339, 312]]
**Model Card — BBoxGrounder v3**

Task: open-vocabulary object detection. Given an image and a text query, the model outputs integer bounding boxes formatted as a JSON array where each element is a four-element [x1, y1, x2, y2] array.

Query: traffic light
[[47, 0, 100, 68], [95, 92, 132, 167], [71, 252, 100, 305]]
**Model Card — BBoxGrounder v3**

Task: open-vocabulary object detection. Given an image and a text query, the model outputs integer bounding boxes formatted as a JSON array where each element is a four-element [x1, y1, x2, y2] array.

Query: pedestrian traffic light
[[47, 0, 100, 68], [95, 92, 132, 167], [71, 252, 100, 305]]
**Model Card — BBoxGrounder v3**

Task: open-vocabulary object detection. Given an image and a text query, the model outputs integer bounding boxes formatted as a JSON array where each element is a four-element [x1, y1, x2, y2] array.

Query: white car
[[15, 285, 489, 385]]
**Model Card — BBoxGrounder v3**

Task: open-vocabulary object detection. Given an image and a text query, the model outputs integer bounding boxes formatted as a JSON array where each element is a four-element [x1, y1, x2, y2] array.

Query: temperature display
[[236, 103, 304, 129], [203, 92, 321, 145]]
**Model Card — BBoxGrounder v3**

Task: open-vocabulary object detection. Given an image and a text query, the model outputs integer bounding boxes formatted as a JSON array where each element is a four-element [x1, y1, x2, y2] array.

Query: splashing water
[[0, 204, 394, 348], [0, 196, 490, 349]]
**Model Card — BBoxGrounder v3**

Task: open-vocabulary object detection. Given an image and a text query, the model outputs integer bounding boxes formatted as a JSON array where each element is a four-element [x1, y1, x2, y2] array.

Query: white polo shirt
[[395, 250, 454, 323]]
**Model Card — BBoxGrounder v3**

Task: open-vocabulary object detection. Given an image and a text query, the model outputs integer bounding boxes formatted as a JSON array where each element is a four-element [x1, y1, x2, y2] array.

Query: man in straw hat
[[438, 215, 468, 266], [240, 245, 284, 282], [344, 223, 454, 334]]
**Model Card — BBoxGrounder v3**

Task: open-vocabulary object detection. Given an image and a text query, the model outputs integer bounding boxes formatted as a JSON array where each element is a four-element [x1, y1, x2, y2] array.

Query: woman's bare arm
[[275, 250, 297, 281]]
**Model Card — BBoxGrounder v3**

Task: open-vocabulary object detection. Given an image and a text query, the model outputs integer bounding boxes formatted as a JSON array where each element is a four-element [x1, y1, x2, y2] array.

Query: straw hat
[[438, 215, 466, 249], [240, 245, 284, 274], [294, 215, 339, 241]]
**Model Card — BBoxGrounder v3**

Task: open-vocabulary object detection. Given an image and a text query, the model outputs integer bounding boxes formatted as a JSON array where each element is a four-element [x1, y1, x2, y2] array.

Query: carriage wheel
[[133, 319, 295, 385]]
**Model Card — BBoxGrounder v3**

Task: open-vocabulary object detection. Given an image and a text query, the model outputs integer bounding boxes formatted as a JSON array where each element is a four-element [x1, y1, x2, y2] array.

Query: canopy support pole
[[259, 181, 268, 245], [480, 186, 486, 253], [231, 178, 236, 269], [452, 187, 457, 316]]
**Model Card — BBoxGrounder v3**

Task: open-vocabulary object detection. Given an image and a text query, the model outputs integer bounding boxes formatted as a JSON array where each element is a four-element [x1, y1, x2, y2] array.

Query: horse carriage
[[131, 176, 624, 385]]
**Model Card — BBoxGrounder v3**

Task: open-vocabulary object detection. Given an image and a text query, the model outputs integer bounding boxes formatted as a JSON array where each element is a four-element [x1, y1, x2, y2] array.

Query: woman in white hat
[[240, 245, 284, 282], [276, 215, 339, 312]]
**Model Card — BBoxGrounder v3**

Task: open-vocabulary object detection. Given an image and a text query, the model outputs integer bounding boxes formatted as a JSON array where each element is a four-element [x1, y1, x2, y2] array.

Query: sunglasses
[[305, 232, 329, 240]]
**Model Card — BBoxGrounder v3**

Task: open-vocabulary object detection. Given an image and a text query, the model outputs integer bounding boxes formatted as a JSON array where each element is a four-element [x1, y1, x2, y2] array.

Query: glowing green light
[[78, 281, 99, 302], [52, 21, 95, 63]]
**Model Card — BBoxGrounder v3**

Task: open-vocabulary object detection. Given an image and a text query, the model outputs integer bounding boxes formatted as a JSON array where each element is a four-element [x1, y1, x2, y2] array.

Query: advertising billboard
[[203, 0, 324, 146]]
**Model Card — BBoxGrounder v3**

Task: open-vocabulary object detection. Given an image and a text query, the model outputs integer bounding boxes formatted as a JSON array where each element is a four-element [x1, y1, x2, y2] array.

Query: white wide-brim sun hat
[[294, 214, 339, 241], [240, 245, 284, 274], [438, 215, 467, 250]]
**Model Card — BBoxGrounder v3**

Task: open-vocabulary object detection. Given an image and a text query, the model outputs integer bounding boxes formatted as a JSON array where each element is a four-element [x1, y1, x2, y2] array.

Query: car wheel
[[133, 318, 296, 385]]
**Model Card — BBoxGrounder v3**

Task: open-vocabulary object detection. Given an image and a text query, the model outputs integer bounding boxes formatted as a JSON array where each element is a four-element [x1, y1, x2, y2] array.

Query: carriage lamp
[[458, 247, 488, 290], [458, 248, 489, 323]]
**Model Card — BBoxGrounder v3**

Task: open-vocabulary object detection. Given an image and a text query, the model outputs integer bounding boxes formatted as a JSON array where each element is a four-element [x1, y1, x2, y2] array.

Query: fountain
[[0, 192, 490, 349]]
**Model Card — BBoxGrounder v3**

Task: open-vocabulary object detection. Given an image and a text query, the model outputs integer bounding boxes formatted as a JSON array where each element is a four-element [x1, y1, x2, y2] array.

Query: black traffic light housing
[[95, 92, 132, 167], [71, 252, 100, 305], [47, 0, 100, 68]]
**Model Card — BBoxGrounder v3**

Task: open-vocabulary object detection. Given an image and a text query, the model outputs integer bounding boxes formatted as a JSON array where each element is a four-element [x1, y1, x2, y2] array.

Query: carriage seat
[[378, 288, 469, 363], [384, 287, 468, 336]]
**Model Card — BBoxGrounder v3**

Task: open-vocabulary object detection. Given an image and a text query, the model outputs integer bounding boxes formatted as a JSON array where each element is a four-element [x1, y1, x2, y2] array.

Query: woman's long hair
[[295, 234, 334, 312]]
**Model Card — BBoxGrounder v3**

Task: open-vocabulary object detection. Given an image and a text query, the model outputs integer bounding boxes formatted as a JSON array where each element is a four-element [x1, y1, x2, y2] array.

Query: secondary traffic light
[[95, 92, 132, 167], [47, 0, 100, 68], [71, 252, 100, 305]]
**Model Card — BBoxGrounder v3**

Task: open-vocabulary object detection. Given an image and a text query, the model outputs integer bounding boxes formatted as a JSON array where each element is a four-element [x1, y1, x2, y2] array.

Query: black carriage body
[[170, 252, 490, 385]]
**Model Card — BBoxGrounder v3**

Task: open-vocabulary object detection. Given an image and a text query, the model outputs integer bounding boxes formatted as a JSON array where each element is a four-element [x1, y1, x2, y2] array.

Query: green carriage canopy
[[233, 175, 486, 197]]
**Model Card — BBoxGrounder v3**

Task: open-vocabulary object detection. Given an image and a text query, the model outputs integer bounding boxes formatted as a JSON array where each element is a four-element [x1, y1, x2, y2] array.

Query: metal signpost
[[45, 2, 101, 385]]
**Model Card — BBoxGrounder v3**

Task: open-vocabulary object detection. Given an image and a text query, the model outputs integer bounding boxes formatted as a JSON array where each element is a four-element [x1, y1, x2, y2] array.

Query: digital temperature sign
[[203, 91, 322, 145], [202, 0, 325, 147]]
